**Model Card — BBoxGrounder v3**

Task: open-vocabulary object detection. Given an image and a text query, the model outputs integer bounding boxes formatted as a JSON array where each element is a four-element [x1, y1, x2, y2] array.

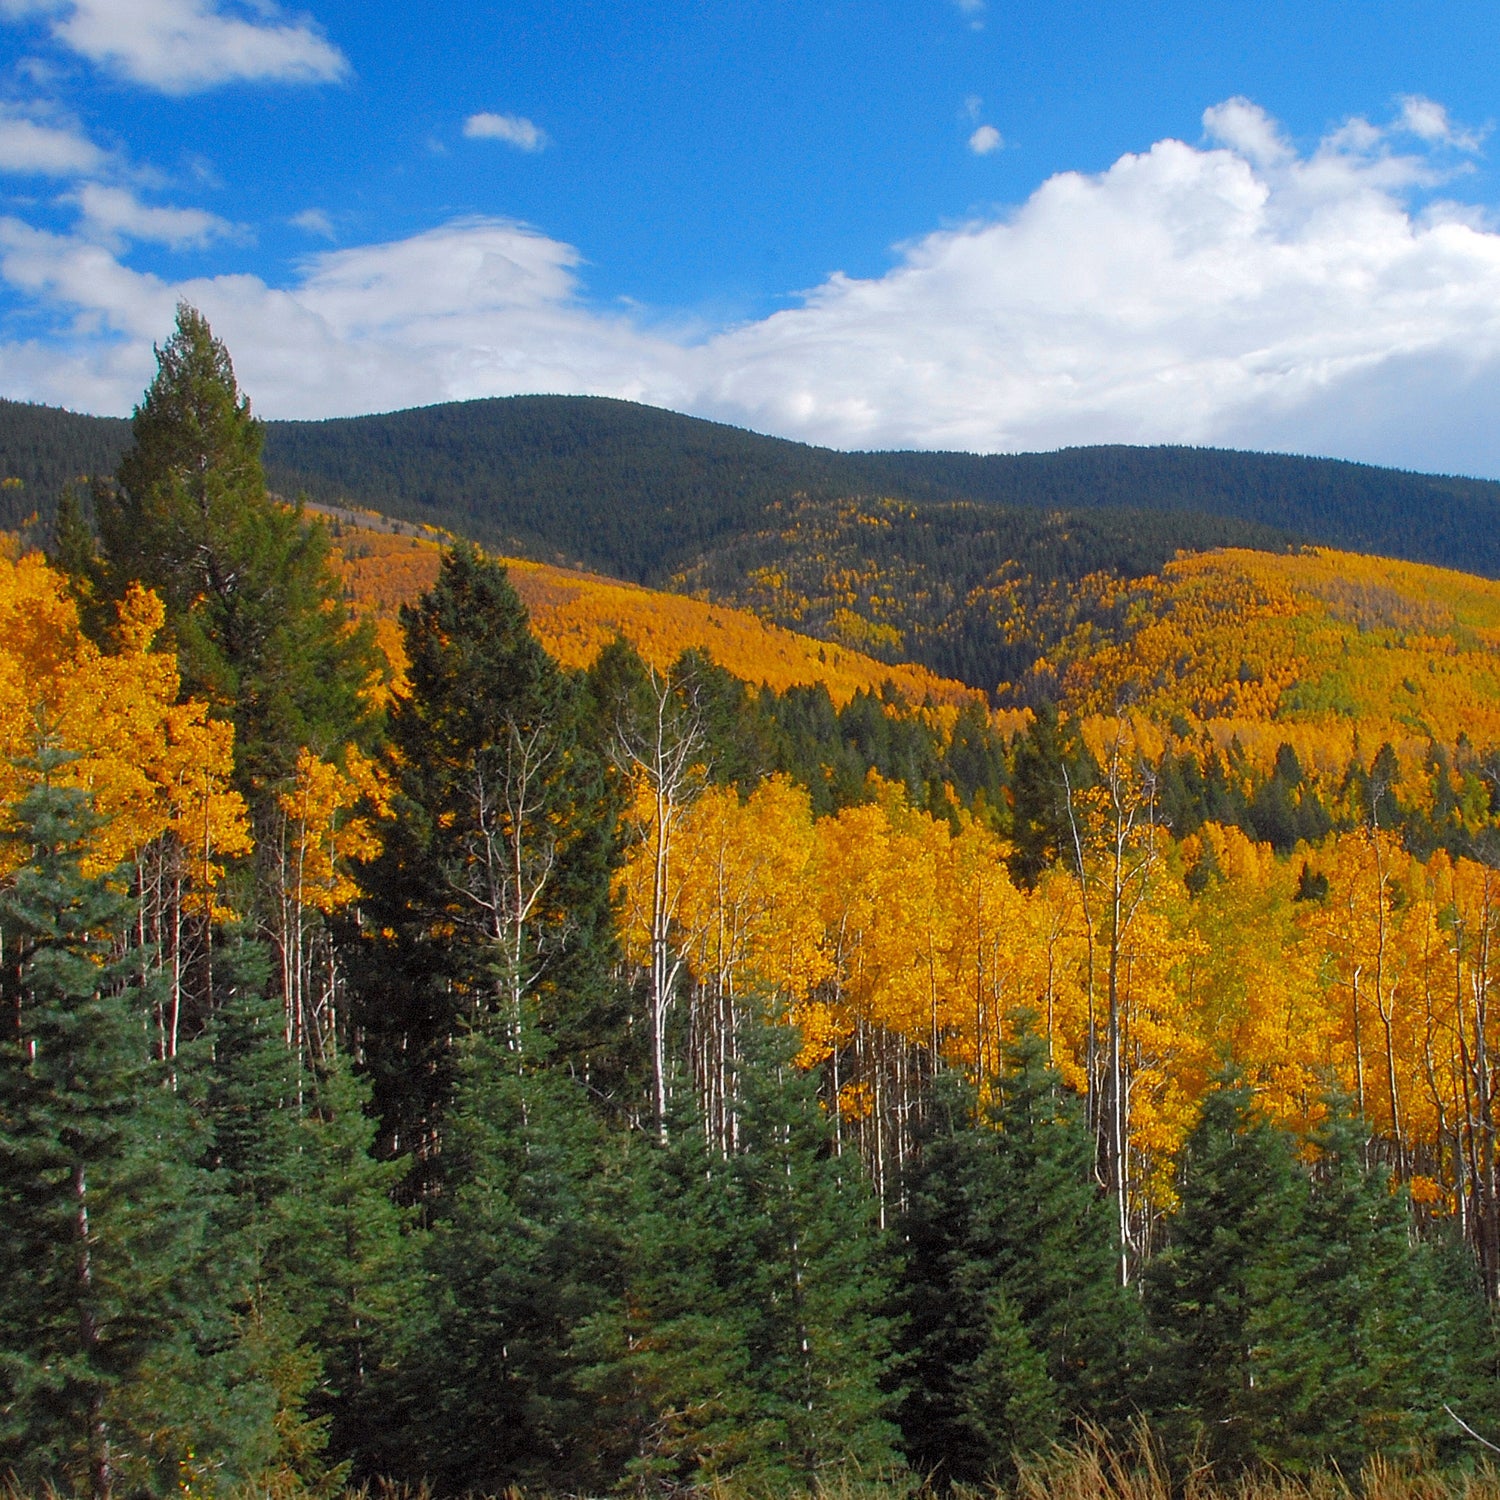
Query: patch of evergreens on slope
[[0, 398, 129, 528], [860, 443, 1500, 577], [675, 495, 1295, 693]]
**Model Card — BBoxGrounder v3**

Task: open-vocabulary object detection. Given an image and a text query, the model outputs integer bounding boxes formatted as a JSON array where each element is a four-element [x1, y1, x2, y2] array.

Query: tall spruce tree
[[722, 1021, 900, 1488], [352, 544, 618, 1188], [1146, 1081, 1497, 1476], [200, 947, 415, 1486], [403, 1025, 622, 1494], [895, 1029, 1137, 1486], [1142, 1076, 1307, 1475], [0, 771, 235, 1497], [94, 303, 377, 798], [1246, 1103, 1495, 1474]]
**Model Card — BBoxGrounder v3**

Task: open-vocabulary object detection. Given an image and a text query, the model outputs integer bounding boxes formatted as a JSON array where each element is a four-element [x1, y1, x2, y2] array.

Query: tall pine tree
[[352, 544, 619, 1189], [0, 770, 233, 1497], [94, 304, 377, 800]]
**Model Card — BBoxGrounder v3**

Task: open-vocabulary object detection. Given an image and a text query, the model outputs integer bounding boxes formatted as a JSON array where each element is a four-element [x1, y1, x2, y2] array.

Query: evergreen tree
[[894, 1031, 1136, 1486], [575, 1020, 899, 1494], [0, 772, 237, 1497], [572, 1122, 755, 1491], [200, 948, 415, 1485], [1142, 1076, 1307, 1475], [95, 303, 377, 797], [404, 1026, 622, 1494], [353, 544, 619, 1186], [1248, 1102, 1495, 1474], [726, 1022, 900, 1487]]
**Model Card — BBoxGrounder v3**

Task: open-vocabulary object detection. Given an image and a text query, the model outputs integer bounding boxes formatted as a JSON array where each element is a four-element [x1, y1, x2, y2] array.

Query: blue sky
[[2, 1, 1500, 476]]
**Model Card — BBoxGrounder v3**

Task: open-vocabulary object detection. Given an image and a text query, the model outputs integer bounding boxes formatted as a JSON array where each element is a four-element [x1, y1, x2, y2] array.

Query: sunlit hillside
[[1041, 546, 1500, 782], [332, 519, 982, 710]]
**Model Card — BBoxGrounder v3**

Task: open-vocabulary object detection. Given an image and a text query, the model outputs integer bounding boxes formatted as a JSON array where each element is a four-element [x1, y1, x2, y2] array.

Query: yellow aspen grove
[[671, 776, 828, 1153], [1178, 824, 1331, 1133], [273, 746, 389, 1062], [941, 816, 1032, 1086], [0, 556, 249, 1059]]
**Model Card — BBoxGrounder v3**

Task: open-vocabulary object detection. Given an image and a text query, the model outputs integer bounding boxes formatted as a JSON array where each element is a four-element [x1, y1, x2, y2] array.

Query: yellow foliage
[[330, 519, 980, 712], [0, 555, 249, 905]]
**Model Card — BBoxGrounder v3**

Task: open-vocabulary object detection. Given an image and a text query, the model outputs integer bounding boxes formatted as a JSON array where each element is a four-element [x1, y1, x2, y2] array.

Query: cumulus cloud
[[968, 124, 1001, 155], [463, 112, 546, 151], [1396, 94, 1486, 152], [8, 99, 1500, 477], [0, 0, 349, 93], [69, 183, 239, 249], [0, 105, 105, 174]]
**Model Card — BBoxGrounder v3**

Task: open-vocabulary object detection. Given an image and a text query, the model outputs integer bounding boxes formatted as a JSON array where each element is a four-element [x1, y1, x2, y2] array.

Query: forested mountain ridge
[[4, 391, 1500, 585]]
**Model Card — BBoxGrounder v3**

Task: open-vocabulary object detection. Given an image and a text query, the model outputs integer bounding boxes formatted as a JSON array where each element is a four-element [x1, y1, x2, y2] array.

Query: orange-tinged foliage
[[1056, 547, 1500, 784], [331, 520, 980, 711], [0, 553, 250, 906], [276, 746, 390, 916], [615, 755, 1500, 1229]]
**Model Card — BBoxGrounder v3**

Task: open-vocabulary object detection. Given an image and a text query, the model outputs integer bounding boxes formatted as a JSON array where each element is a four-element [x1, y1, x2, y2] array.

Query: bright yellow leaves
[[275, 746, 389, 916], [0, 555, 248, 900], [329, 516, 978, 713], [615, 756, 1500, 1233], [1053, 547, 1500, 784]]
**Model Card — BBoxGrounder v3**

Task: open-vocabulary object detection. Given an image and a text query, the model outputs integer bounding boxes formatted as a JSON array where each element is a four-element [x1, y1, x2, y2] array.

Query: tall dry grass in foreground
[[12, 1444, 1500, 1500], [1008, 1443, 1500, 1500]]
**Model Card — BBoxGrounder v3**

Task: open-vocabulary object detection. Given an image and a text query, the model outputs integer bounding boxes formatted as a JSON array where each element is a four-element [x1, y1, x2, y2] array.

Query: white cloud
[[69, 181, 238, 249], [9, 100, 1500, 478], [0, 105, 104, 174], [968, 124, 1001, 155], [463, 112, 546, 152], [1202, 97, 1292, 168], [1397, 94, 1485, 152], [290, 207, 335, 238], [0, 0, 349, 93]]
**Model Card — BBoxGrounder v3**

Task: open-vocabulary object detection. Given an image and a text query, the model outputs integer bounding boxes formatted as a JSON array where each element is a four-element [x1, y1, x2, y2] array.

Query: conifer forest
[[12, 305, 1500, 1500]]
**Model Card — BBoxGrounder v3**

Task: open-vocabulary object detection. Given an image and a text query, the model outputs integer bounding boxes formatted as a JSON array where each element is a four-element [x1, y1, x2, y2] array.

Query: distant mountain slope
[[4, 393, 1498, 582], [1043, 545, 1500, 784], [332, 520, 981, 711], [0, 400, 129, 528], [260, 397, 1500, 581]]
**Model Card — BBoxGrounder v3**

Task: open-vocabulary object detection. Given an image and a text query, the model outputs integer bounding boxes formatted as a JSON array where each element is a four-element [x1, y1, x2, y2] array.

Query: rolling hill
[[4, 393, 1499, 584]]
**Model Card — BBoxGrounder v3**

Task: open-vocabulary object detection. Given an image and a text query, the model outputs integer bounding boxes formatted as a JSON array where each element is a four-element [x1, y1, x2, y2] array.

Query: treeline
[[658, 655, 1500, 870]]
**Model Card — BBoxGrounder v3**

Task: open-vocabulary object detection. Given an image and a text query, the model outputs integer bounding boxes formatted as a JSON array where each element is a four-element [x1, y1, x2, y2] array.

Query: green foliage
[[402, 1029, 623, 1494], [200, 950, 414, 1485], [94, 303, 377, 795], [353, 544, 620, 1189], [1144, 1080, 1496, 1479], [894, 1029, 1138, 1487], [0, 773, 246, 1495], [561, 1023, 899, 1497]]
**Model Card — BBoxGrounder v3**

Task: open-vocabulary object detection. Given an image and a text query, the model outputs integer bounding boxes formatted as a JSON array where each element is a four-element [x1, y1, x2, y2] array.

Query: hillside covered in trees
[[12, 309, 1500, 1500], [6, 390, 1500, 591]]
